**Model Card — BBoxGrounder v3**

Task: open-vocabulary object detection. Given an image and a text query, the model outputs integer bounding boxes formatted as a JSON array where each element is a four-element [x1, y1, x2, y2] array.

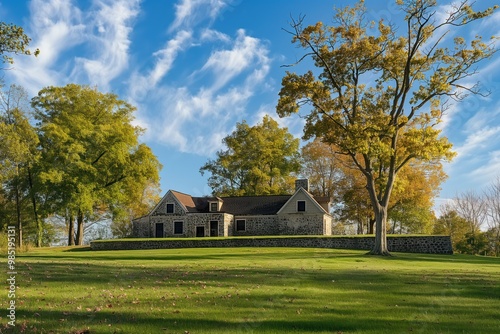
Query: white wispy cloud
[[128, 30, 193, 101], [73, 0, 141, 91], [147, 84, 253, 154], [469, 150, 500, 184], [9, 0, 85, 94], [200, 29, 270, 92], [453, 126, 500, 160], [169, 0, 230, 32], [132, 17, 272, 155], [200, 28, 230, 43]]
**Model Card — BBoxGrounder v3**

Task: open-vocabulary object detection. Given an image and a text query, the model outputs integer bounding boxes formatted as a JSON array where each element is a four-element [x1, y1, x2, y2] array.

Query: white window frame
[[209, 202, 218, 212], [235, 219, 246, 232]]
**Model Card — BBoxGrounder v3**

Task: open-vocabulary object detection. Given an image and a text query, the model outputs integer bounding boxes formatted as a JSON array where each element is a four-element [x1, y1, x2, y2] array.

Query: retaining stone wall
[[91, 235, 453, 254]]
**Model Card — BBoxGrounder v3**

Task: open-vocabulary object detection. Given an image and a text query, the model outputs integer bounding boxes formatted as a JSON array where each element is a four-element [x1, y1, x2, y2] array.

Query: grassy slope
[[4, 247, 500, 334]]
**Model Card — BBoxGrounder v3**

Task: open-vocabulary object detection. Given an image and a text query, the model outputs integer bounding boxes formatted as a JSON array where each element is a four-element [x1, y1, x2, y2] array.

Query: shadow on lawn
[[11, 251, 500, 334], [21, 246, 500, 266], [7, 298, 495, 334], [0, 309, 380, 334], [64, 246, 92, 252]]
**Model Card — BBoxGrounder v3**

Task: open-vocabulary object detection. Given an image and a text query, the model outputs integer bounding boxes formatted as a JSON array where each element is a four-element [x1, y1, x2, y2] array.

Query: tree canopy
[[277, 0, 497, 255], [301, 139, 446, 234], [0, 22, 39, 66], [32, 84, 162, 245], [200, 115, 301, 196]]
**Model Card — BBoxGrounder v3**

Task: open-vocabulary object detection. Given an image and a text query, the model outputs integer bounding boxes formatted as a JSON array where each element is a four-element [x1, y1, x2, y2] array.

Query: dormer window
[[210, 202, 218, 212], [297, 200, 306, 212], [208, 197, 223, 212]]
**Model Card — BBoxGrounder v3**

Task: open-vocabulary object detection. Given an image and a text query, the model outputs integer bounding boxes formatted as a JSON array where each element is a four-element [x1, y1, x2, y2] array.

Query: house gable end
[[150, 190, 189, 216], [277, 188, 328, 215]]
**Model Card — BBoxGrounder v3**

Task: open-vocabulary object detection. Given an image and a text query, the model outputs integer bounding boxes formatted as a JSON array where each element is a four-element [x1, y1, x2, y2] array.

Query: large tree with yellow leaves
[[277, 0, 497, 255]]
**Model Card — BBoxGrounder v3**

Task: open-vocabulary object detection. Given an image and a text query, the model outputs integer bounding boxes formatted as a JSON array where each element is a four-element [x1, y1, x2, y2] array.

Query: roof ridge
[[170, 190, 193, 197], [220, 194, 292, 199]]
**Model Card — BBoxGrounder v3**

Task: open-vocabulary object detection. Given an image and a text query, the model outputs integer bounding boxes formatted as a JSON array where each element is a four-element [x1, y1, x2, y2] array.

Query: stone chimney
[[295, 179, 309, 192]]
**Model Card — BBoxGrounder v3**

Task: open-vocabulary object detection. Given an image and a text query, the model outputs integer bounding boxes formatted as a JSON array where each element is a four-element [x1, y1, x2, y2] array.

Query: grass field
[[3, 247, 499, 333]]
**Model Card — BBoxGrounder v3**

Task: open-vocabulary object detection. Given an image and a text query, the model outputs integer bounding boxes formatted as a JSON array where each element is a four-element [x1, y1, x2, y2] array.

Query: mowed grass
[[3, 247, 499, 334]]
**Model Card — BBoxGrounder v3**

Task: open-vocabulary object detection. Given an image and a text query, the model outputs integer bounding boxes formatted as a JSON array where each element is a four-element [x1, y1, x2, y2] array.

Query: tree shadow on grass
[[11, 252, 500, 334], [7, 301, 498, 334], [64, 246, 92, 252]]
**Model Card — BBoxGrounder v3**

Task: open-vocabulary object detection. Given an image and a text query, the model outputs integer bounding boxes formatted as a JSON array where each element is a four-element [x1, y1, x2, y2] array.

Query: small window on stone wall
[[297, 200, 306, 212], [236, 219, 246, 231], [174, 221, 183, 234], [166, 203, 174, 213]]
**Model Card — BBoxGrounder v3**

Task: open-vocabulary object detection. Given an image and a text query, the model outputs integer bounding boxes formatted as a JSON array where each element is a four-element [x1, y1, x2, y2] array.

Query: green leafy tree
[[110, 181, 161, 238], [200, 115, 301, 196], [302, 140, 445, 235], [0, 85, 40, 247], [32, 84, 161, 245], [455, 231, 489, 255], [484, 177, 500, 256], [277, 0, 496, 255], [0, 22, 39, 66], [433, 206, 470, 252]]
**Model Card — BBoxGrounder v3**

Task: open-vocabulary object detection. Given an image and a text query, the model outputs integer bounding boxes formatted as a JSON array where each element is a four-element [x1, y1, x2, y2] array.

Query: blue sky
[[1, 0, 499, 213]]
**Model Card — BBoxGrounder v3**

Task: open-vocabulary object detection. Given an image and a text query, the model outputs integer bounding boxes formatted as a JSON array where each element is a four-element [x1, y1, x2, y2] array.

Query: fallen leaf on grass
[[72, 329, 90, 334]]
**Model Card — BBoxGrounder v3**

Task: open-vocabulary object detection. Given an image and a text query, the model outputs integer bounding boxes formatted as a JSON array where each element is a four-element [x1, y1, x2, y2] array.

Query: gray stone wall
[[135, 212, 334, 238], [233, 216, 279, 236], [278, 214, 329, 235], [132, 216, 150, 237], [135, 213, 234, 238], [91, 235, 453, 254]]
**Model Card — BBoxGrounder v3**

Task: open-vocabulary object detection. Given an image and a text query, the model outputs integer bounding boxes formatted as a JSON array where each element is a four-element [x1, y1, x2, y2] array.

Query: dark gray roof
[[170, 190, 330, 216], [171, 191, 291, 215], [219, 195, 291, 215]]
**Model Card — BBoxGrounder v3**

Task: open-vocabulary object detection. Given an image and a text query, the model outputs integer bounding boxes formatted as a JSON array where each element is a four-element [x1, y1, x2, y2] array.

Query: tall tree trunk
[[27, 166, 42, 247], [357, 219, 363, 234], [68, 214, 75, 246], [75, 210, 84, 245], [14, 166, 22, 248], [368, 206, 390, 256], [365, 171, 392, 256], [368, 217, 375, 234]]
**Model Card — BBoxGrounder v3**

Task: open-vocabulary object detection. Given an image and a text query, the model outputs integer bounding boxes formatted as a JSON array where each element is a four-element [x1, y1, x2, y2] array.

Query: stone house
[[132, 179, 333, 238]]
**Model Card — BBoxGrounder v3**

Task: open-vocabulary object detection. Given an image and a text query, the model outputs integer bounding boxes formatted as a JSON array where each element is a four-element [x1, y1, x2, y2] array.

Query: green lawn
[[4, 247, 499, 333]]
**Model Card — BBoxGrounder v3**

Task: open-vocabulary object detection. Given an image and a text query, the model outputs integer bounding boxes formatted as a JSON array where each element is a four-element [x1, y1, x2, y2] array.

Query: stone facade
[[278, 214, 332, 235], [232, 216, 279, 236], [132, 187, 333, 238], [91, 235, 453, 254]]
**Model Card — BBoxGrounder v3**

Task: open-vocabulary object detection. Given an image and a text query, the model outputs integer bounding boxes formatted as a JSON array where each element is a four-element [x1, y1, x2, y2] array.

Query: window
[[297, 200, 306, 212], [174, 221, 183, 234], [236, 219, 246, 232], [210, 202, 218, 212], [166, 203, 174, 213]]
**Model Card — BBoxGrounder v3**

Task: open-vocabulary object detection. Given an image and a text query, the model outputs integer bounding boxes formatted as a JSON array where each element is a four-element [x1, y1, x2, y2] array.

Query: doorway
[[155, 223, 164, 238], [196, 226, 205, 237], [210, 221, 219, 237]]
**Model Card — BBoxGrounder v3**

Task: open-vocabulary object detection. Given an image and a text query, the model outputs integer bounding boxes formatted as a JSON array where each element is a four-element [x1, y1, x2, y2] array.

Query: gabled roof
[[170, 190, 199, 213], [220, 195, 291, 215], [149, 188, 331, 217], [276, 187, 330, 215], [169, 191, 291, 215]]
